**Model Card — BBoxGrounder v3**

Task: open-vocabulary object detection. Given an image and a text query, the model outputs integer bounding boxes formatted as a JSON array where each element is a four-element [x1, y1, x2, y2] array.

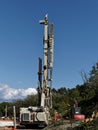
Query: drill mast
[[38, 14, 54, 109], [20, 15, 54, 127]]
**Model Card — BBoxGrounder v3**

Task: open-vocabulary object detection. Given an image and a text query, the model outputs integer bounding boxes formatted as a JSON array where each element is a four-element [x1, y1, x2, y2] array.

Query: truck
[[20, 14, 54, 128]]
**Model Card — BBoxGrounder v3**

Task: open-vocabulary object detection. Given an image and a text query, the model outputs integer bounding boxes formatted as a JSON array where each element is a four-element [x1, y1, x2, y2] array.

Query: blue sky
[[0, 0, 98, 100]]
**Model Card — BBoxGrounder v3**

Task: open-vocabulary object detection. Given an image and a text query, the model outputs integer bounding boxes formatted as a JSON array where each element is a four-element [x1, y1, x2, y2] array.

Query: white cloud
[[0, 84, 37, 102]]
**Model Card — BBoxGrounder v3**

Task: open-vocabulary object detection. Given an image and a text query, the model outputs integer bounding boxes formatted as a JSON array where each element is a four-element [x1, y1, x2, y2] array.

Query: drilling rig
[[20, 14, 54, 127]]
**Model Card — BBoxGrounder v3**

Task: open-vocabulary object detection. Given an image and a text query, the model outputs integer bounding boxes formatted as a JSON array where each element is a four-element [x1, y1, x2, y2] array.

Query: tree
[[57, 87, 68, 95], [80, 63, 98, 100], [89, 62, 98, 92]]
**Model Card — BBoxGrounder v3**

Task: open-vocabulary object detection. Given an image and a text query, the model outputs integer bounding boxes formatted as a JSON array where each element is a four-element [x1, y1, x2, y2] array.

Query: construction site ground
[[0, 118, 98, 130], [44, 120, 81, 130], [0, 120, 80, 130]]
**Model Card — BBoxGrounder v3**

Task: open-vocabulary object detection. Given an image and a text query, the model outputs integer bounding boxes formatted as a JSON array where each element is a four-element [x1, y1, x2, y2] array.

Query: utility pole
[[13, 106, 16, 130]]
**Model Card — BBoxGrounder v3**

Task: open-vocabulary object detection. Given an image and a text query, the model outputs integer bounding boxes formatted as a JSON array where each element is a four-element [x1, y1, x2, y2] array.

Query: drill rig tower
[[20, 15, 54, 127], [38, 14, 54, 109]]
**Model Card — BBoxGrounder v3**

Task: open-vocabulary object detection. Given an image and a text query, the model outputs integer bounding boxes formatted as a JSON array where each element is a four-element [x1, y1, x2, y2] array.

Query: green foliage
[[0, 102, 10, 117], [0, 95, 38, 118], [52, 93, 67, 113], [0, 62, 98, 119]]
